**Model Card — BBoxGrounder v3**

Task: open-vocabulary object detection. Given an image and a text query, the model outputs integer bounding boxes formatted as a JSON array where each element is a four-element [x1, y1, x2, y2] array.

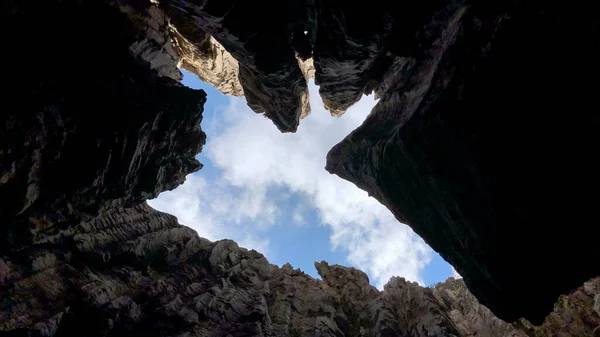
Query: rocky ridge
[[0, 202, 524, 336], [121, 0, 600, 327], [2, 200, 598, 336]]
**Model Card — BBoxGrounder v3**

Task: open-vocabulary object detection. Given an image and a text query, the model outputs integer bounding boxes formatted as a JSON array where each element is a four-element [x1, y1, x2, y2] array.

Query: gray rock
[[326, 0, 600, 324], [0, 203, 532, 336], [2, 1, 599, 336]]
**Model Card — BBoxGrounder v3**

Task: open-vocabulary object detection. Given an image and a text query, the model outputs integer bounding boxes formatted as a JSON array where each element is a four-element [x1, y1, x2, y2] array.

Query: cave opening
[[147, 70, 455, 288]]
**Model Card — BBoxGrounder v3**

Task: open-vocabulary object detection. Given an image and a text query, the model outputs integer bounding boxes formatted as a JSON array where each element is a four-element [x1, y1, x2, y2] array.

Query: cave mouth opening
[[148, 70, 455, 288]]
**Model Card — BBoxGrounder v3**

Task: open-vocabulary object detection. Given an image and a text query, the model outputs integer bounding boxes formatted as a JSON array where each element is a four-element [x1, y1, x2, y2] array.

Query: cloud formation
[[149, 81, 433, 287], [452, 267, 463, 279], [147, 173, 274, 257]]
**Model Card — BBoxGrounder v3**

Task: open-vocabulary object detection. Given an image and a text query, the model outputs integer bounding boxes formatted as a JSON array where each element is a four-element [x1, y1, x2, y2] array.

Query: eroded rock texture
[[3, 0, 600, 335], [168, 13, 244, 96], [163, 0, 312, 132], [326, 0, 600, 325], [517, 278, 600, 337], [2, 200, 598, 336], [2, 196, 596, 336], [431, 278, 526, 337], [2, 0, 206, 251], [1, 198, 530, 336]]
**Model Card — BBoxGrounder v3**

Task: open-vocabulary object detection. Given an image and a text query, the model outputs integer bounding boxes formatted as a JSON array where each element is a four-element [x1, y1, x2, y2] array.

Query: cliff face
[[1, 200, 598, 336], [517, 278, 600, 337], [2, 196, 595, 336], [325, 1, 600, 325], [165, 0, 600, 325], [3, 0, 600, 335], [2, 0, 206, 252], [0, 199, 525, 336], [163, 0, 311, 132], [168, 13, 244, 97], [431, 278, 526, 337]]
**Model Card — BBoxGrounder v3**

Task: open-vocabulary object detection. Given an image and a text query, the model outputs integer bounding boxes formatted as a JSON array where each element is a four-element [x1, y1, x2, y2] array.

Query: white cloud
[[150, 81, 434, 287], [147, 174, 274, 258], [452, 267, 462, 279]]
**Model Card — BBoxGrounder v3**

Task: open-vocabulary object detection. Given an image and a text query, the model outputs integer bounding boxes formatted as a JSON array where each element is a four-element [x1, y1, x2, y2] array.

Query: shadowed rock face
[[312, 0, 447, 116], [326, 1, 600, 324], [1, 0, 206, 253], [517, 278, 600, 337], [2, 0, 600, 335], [1, 200, 527, 337], [163, 0, 311, 132]]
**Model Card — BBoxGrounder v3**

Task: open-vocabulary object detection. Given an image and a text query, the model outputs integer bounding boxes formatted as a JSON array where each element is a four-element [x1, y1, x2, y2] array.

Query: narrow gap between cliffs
[[147, 70, 456, 288]]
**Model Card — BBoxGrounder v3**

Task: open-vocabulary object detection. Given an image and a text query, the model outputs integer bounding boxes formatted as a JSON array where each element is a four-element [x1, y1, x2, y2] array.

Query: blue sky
[[148, 71, 456, 287]]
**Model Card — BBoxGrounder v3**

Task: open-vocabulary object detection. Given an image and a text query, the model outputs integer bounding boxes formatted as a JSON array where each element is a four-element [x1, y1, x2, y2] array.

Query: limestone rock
[[163, 0, 311, 132], [516, 278, 600, 337], [1, 196, 598, 336], [123, 4, 184, 81], [326, 0, 600, 324], [3, 1, 600, 336], [2, 0, 206, 258], [297, 58, 316, 82], [0, 202, 536, 336], [168, 12, 243, 97], [312, 1, 394, 116], [432, 278, 526, 337]]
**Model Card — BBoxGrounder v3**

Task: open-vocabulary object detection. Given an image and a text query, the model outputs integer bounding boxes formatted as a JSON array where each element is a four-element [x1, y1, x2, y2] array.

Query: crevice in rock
[[2, 0, 599, 335]]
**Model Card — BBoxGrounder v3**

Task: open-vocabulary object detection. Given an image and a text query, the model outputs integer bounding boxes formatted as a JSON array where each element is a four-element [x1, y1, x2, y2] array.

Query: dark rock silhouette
[[1, 0, 599, 335]]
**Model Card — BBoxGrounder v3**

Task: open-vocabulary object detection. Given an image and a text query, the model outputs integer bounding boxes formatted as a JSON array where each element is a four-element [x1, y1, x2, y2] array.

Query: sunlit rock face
[[1, 0, 599, 336]]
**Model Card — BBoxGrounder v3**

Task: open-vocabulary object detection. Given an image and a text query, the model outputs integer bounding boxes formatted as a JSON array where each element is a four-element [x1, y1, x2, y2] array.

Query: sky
[[148, 70, 457, 288]]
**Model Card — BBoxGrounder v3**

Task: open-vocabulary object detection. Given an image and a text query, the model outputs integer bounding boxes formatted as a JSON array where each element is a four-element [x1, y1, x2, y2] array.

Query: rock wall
[[2, 198, 596, 336], [517, 278, 600, 337], [2, 0, 206, 251], [163, 0, 311, 132], [325, 0, 600, 324], [168, 12, 244, 97], [2, 0, 600, 336]]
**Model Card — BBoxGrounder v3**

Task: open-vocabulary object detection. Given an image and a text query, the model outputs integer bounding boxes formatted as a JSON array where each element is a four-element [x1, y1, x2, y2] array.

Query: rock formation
[[163, 0, 311, 132], [168, 13, 244, 96], [1, 197, 596, 336], [325, 0, 600, 325], [516, 278, 600, 337], [2, 0, 205, 246], [3, 0, 600, 336], [0, 200, 527, 336]]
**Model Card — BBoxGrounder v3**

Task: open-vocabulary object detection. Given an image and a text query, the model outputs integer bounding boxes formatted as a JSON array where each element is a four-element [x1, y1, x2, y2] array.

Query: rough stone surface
[[163, 0, 311, 132], [0, 198, 527, 336], [326, 0, 600, 324], [168, 12, 243, 96], [123, 4, 184, 81], [431, 278, 526, 337], [516, 278, 600, 337], [2, 198, 598, 336], [2, 194, 596, 336], [3, 0, 600, 336], [312, 1, 393, 116], [2, 0, 205, 267]]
